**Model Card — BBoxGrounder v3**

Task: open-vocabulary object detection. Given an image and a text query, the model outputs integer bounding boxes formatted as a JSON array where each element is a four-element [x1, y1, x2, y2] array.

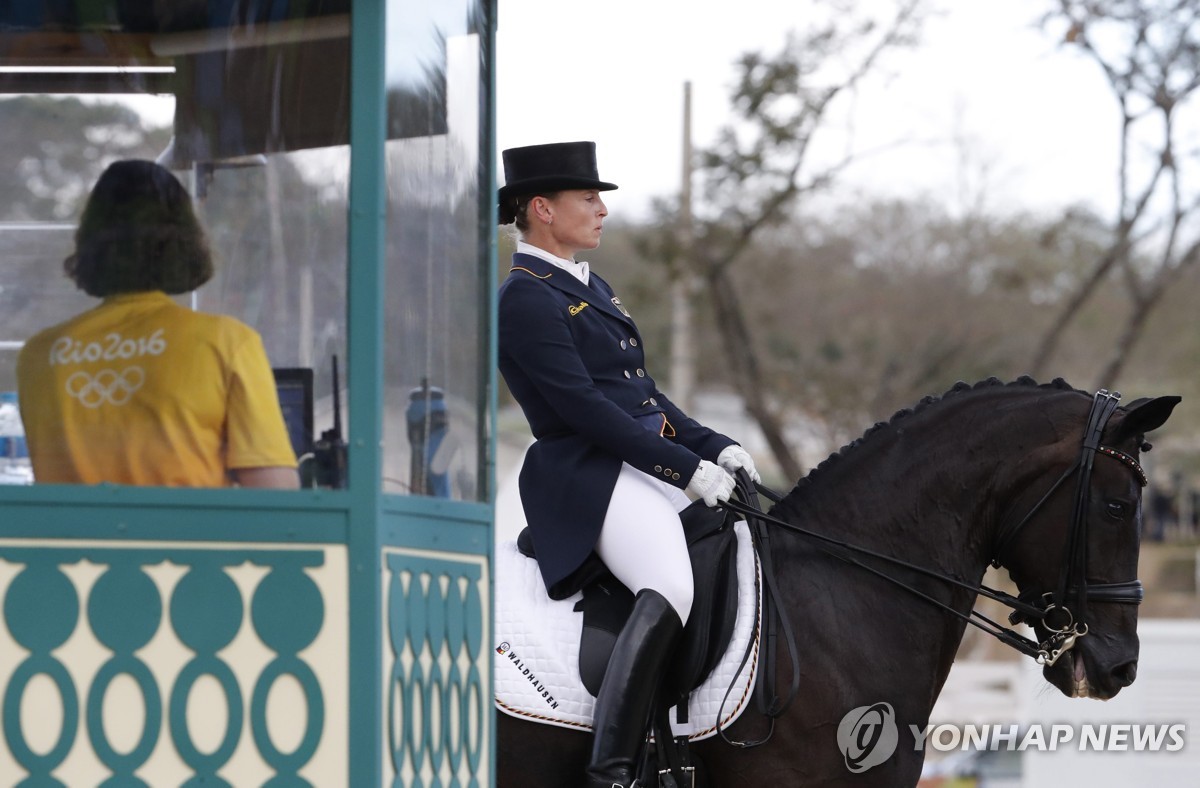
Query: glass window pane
[[383, 0, 490, 500], [0, 6, 350, 489]]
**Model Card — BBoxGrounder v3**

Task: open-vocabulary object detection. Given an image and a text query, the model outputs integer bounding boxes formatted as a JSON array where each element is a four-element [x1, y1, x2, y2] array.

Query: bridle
[[719, 389, 1149, 675], [991, 389, 1147, 665]]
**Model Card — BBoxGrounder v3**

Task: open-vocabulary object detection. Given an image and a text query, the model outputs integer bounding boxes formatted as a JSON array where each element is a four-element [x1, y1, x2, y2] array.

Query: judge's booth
[[0, 2, 497, 785]]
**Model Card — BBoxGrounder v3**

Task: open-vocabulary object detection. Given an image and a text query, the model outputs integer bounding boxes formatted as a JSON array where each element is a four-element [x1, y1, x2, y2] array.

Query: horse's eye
[[1105, 500, 1130, 520]]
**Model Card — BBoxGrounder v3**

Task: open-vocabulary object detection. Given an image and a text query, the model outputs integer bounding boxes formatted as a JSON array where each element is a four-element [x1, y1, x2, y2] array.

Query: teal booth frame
[[0, 1, 500, 785]]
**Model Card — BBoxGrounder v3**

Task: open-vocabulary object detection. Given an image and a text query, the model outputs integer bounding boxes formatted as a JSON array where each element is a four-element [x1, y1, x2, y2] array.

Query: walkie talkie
[[313, 355, 348, 488]]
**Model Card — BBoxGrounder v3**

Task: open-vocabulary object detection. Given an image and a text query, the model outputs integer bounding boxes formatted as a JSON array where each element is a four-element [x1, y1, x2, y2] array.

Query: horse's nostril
[[1112, 660, 1138, 687]]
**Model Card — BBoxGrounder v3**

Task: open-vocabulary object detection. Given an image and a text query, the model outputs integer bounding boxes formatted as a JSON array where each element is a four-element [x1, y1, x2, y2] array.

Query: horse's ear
[[1112, 396, 1182, 445]]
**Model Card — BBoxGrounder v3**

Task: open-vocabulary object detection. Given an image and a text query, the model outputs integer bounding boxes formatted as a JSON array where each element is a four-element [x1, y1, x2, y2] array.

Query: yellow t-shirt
[[17, 291, 297, 487]]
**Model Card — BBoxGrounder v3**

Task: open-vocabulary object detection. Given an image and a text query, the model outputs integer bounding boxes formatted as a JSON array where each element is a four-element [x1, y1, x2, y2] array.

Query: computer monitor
[[273, 368, 314, 458]]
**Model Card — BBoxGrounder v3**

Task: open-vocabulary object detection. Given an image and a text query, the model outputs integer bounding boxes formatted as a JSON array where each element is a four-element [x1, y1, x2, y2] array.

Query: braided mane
[[786, 376, 1084, 496]]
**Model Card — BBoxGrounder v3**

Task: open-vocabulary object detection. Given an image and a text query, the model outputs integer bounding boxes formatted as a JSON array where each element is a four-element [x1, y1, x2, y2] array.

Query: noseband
[[992, 389, 1146, 665]]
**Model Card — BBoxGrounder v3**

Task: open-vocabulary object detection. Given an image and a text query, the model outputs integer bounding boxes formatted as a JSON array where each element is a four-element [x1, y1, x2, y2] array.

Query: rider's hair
[[509, 192, 561, 235]]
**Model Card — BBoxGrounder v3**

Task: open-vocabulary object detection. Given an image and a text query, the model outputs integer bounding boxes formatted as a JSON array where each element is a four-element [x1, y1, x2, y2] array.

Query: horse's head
[[997, 392, 1179, 700]]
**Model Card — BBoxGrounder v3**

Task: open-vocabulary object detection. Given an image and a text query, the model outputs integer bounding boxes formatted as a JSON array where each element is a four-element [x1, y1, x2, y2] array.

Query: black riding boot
[[585, 588, 684, 788]]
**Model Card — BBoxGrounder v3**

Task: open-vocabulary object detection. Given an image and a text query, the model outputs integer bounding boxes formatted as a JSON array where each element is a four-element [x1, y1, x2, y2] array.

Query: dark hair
[[64, 159, 213, 297], [503, 192, 558, 233]]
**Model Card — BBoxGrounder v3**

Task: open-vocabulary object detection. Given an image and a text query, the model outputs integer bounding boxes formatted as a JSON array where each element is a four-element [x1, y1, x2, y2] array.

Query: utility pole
[[669, 81, 696, 412]]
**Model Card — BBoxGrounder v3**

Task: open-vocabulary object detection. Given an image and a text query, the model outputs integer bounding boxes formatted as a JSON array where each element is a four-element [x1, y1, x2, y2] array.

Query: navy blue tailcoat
[[498, 252, 735, 598]]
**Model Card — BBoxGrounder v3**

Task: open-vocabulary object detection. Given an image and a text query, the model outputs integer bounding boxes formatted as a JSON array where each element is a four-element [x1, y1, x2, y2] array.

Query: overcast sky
[[495, 0, 1130, 220]]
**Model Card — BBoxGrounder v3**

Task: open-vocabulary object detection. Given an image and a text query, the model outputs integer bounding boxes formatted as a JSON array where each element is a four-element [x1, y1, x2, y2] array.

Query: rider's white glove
[[686, 460, 736, 507], [717, 444, 761, 484]]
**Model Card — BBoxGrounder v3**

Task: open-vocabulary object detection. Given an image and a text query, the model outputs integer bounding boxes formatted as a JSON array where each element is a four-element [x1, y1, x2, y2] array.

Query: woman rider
[[496, 141, 760, 787]]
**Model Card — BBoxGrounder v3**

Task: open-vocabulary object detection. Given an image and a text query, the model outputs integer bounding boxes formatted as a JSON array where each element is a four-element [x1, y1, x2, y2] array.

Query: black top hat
[[498, 141, 617, 224]]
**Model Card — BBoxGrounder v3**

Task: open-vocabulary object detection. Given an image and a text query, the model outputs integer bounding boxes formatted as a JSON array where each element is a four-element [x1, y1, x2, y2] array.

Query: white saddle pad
[[494, 521, 760, 740]]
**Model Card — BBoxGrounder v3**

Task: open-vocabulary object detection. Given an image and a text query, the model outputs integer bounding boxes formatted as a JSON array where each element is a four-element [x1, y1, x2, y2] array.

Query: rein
[[721, 390, 1148, 679], [719, 495, 1054, 665]]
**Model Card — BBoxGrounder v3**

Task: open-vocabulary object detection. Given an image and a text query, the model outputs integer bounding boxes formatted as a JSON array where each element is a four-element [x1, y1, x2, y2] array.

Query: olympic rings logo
[[65, 367, 145, 408]]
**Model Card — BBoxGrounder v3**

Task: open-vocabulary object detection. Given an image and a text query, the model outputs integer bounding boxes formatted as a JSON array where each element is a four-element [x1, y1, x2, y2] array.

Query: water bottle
[[0, 392, 32, 485]]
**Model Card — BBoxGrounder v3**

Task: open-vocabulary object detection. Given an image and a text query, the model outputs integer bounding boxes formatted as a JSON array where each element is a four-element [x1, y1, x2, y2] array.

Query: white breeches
[[595, 462, 695, 625]]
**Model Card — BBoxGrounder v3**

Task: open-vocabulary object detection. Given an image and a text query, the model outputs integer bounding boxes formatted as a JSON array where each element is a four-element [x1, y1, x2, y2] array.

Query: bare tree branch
[[1032, 0, 1200, 382], [692, 0, 928, 479]]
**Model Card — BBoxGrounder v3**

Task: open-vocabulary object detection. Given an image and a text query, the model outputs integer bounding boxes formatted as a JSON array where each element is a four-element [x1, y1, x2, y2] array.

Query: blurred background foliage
[[503, 0, 1200, 499], [3, 0, 1198, 497], [502, 196, 1200, 473]]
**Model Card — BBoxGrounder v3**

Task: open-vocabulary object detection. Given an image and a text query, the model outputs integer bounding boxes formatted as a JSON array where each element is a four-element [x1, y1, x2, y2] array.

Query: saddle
[[515, 499, 741, 703], [512, 475, 794, 788]]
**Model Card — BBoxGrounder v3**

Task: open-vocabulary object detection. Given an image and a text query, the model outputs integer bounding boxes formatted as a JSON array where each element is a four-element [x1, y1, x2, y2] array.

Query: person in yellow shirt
[[17, 159, 298, 488]]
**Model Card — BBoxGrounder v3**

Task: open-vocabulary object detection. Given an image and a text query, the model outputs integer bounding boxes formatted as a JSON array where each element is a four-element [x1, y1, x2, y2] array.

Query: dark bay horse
[[497, 378, 1180, 786]]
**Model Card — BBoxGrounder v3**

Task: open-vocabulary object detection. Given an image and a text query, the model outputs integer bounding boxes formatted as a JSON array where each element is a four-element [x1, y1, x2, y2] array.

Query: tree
[[0, 96, 170, 222], [1032, 0, 1200, 388], [690, 0, 929, 481], [586, 163, 1200, 479]]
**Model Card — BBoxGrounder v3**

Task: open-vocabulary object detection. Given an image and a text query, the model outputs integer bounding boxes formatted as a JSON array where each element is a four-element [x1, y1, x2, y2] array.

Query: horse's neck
[[770, 395, 1045, 718], [780, 407, 1011, 571]]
